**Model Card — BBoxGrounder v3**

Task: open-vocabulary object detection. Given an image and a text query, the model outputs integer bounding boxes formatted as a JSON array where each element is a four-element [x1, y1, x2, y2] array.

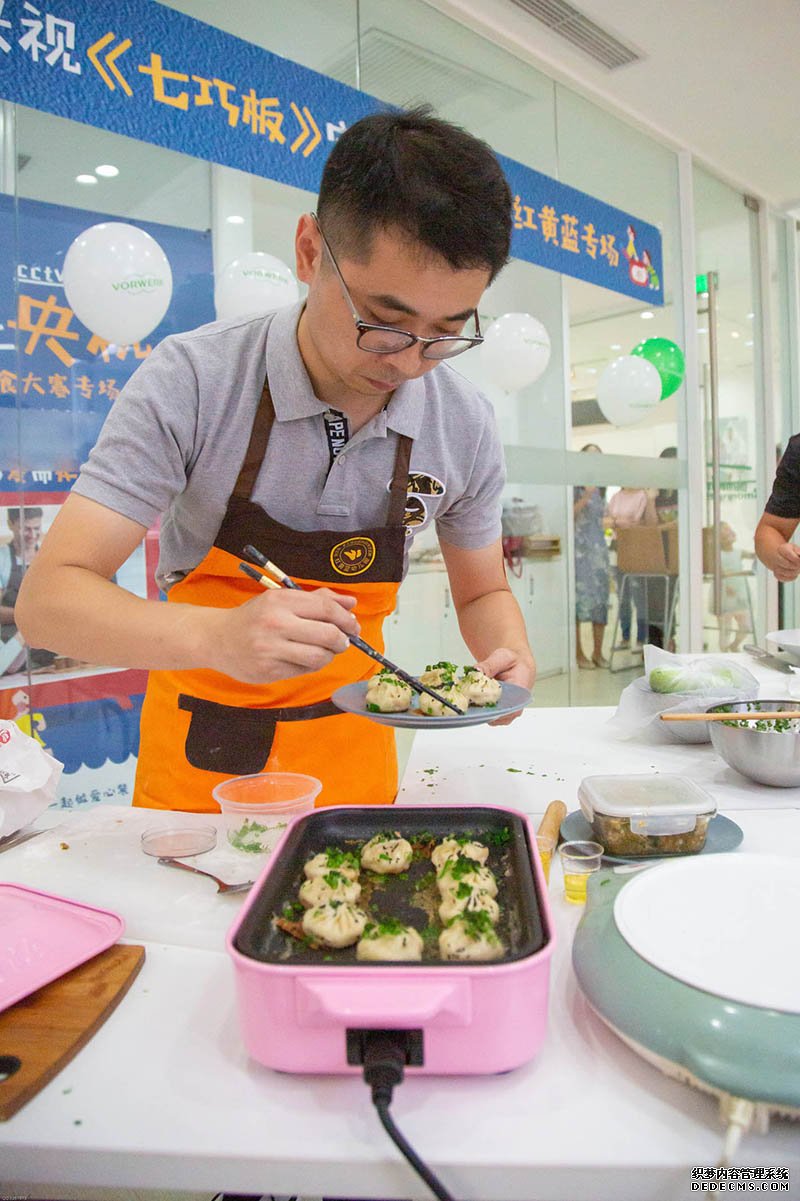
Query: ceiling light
[[95, 163, 119, 178], [697, 327, 708, 334], [747, 312, 754, 320], [610, 343, 622, 350], [640, 311, 654, 320], [75, 173, 97, 185], [745, 339, 754, 347], [731, 331, 740, 339], [226, 214, 245, 225]]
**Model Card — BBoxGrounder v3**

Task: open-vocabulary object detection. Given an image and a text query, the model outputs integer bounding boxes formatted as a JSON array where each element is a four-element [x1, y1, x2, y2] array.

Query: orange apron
[[134, 377, 412, 812]]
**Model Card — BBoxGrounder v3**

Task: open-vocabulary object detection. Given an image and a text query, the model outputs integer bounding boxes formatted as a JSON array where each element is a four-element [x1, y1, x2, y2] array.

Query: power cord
[[361, 1030, 457, 1201]]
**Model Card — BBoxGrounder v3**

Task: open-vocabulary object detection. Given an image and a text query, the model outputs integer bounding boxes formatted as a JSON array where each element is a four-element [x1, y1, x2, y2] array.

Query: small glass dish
[[140, 825, 217, 858]]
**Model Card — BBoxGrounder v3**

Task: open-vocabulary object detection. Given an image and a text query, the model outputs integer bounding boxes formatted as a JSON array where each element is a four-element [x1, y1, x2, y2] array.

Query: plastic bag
[[501, 498, 543, 538], [607, 646, 759, 744], [0, 720, 63, 836]]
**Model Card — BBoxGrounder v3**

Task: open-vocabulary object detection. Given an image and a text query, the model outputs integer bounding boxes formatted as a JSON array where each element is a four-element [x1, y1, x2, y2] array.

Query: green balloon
[[631, 337, 685, 399]]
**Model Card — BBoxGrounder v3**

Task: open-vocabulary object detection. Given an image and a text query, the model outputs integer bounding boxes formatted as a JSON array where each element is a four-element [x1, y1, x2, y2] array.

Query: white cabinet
[[384, 569, 468, 669], [383, 559, 567, 677]]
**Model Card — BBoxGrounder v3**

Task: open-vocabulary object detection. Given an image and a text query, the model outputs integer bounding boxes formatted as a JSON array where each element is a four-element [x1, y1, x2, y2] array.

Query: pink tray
[[0, 883, 125, 1013]]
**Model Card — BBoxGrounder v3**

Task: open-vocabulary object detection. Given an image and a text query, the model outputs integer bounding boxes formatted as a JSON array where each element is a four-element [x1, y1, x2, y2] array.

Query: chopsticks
[[660, 710, 800, 722], [239, 545, 464, 715]]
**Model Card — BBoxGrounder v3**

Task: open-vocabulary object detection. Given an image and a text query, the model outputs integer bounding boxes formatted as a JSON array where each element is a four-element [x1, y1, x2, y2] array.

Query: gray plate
[[560, 809, 743, 864], [331, 680, 531, 729]]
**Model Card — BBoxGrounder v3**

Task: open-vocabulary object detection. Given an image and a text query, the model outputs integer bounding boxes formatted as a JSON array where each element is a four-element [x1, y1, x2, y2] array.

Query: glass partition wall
[[3, 0, 767, 809]]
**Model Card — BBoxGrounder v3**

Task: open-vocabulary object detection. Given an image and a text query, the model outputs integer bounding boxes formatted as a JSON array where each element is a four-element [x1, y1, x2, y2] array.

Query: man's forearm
[[456, 588, 535, 670], [16, 566, 214, 670], [755, 522, 786, 571]]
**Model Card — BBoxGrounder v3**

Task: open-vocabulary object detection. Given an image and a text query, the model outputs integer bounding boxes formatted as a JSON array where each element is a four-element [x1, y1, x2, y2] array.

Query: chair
[[608, 526, 679, 673]]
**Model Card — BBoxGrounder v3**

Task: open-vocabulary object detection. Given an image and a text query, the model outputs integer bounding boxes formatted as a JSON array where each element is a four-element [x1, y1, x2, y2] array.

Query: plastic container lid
[[579, 774, 716, 837], [141, 825, 217, 858]]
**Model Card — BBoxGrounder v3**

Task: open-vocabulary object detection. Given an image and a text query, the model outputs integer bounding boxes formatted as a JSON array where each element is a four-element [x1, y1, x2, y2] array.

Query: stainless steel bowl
[[708, 700, 800, 788]]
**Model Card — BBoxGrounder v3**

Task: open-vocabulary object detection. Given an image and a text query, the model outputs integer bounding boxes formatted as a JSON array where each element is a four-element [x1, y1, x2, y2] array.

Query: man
[[1, 506, 56, 672], [17, 107, 536, 812], [755, 436, 800, 581]]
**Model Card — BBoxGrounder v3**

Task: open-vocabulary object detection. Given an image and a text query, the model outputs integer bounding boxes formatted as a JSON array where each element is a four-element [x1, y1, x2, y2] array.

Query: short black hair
[[317, 106, 512, 282], [8, 507, 43, 523]]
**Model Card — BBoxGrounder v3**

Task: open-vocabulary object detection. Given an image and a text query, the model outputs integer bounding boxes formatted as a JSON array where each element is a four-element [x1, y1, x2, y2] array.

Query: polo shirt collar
[[265, 298, 427, 438]]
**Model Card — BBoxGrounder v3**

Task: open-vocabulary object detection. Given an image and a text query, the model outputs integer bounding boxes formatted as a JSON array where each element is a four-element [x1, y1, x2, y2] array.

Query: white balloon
[[596, 355, 662, 426], [215, 251, 299, 321], [63, 222, 172, 346], [480, 312, 551, 392]]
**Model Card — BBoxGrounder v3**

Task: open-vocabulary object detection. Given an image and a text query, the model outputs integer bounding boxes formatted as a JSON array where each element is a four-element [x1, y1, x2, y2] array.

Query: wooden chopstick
[[660, 710, 800, 722], [240, 546, 465, 716], [238, 562, 281, 589]]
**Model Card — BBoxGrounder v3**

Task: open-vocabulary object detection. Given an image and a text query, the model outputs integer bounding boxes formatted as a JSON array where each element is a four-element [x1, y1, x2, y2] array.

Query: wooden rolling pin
[[536, 799, 567, 842], [660, 710, 800, 723]]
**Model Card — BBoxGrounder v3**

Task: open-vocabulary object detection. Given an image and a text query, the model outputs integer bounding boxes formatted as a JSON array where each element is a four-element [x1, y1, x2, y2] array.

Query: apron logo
[[386, 471, 446, 534], [330, 536, 377, 576]]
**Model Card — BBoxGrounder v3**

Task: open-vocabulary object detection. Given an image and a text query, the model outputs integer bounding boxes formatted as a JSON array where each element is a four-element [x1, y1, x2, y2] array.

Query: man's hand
[[771, 541, 800, 582], [207, 587, 359, 683], [476, 646, 536, 727]]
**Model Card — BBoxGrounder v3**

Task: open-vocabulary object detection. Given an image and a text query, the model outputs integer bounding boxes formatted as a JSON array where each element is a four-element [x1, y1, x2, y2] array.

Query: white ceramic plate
[[332, 681, 531, 729], [613, 853, 800, 1013]]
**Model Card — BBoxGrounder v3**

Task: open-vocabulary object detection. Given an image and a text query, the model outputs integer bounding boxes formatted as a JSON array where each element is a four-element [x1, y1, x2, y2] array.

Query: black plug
[[360, 1029, 408, 1107]]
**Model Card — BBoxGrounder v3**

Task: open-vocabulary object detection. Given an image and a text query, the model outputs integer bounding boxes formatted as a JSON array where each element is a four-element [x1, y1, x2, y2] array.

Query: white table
[[1, 702, 799, 1200]]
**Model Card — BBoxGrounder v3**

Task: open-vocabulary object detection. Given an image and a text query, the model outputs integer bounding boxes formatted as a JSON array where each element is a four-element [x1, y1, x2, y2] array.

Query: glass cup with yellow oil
[[559, 839, 604, 904]]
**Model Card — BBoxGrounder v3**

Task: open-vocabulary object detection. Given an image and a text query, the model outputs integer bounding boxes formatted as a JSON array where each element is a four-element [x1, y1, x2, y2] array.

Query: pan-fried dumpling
[[356, 918, 424, 962], [459, 666, 502, 707], [302, 900, 368, 948], [438, 882, 500, 925], [436, 854, 497, 899], [360, 832, 413, 874], [431, 837, 489, 870], [420, 661, 459, 689], [299, 870, 362, 909], [418, 684, 468, 717], [439, 912, 504, 962], [304, 847, 360, 882], [365, 671, 413, 713]]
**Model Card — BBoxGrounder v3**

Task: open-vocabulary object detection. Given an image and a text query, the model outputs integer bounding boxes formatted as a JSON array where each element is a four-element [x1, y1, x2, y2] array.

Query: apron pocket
[[178, 694, 278, 775]]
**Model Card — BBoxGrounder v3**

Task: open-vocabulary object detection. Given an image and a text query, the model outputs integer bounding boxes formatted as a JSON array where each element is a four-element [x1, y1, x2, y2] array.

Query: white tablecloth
[[1, 689, 799, 1200]]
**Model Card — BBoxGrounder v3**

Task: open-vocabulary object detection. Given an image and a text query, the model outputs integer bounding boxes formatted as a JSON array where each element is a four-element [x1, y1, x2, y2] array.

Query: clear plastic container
[[212, 772, 322, 854], [578, 774, 717, 857]]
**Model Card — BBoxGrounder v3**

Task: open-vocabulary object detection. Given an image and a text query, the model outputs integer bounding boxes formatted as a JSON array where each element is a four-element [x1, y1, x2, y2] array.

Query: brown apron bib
[[134, 377, 411, 812]]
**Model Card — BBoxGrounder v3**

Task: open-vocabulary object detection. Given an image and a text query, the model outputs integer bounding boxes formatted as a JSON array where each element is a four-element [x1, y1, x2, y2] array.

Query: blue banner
[[0, 193, 214, 497], [0, 0, 663, 303]]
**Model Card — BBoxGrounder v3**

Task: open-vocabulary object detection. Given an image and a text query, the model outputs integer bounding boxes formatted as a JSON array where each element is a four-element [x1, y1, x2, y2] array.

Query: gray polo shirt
[[74, 302, 505, 590]]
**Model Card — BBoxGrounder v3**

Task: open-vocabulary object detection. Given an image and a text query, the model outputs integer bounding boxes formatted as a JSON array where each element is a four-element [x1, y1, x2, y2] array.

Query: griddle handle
[[295, 977, 472, 1027]]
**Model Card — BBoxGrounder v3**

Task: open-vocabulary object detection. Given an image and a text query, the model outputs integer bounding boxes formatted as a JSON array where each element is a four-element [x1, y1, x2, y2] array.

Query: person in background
[[605, 485, 649, 651], [755, 434, 800, 582], [714, 521, 752, 651], [645, 446, 678, 650], [0, 506, 43, 636], [16, 107, 536, 814], [0, 506, 56, 670], [573, 444, 610, 669]]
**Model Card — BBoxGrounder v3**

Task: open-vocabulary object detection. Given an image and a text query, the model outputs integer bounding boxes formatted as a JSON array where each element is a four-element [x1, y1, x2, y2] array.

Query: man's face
[[296, 215, 491, 405], [20, 518, 42, 552]]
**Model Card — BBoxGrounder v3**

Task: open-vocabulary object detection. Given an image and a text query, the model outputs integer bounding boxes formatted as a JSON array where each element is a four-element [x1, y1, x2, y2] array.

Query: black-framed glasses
[[312, 212, 483, 360]]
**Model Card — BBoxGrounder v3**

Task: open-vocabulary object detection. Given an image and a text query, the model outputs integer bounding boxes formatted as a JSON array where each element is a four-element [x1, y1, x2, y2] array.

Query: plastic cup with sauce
[[559, 839, 604, 904]]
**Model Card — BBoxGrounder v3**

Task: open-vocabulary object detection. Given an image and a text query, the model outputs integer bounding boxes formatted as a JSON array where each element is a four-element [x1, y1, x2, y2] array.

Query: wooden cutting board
[[0, 942, 145, 1120]]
